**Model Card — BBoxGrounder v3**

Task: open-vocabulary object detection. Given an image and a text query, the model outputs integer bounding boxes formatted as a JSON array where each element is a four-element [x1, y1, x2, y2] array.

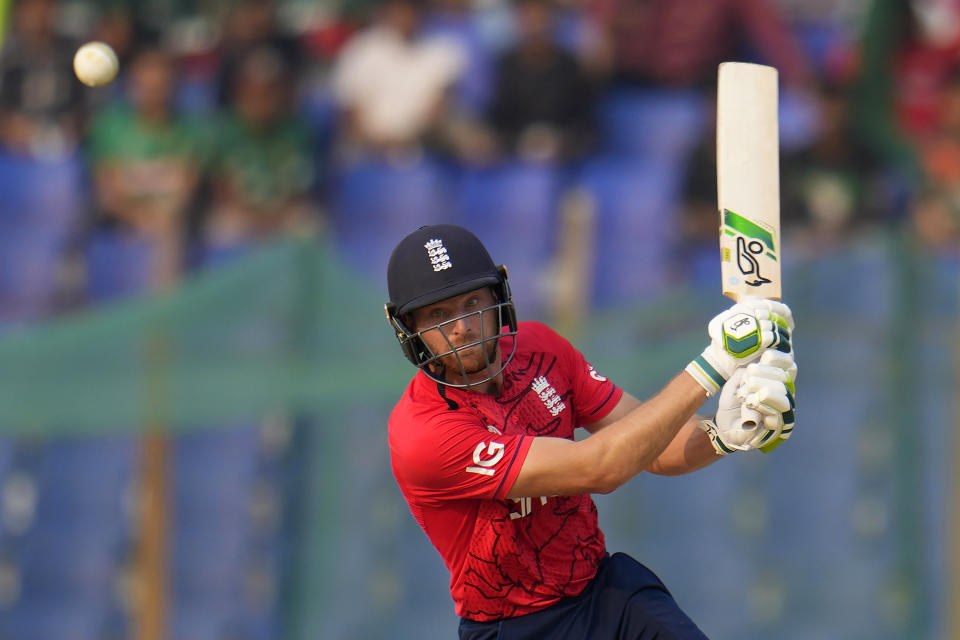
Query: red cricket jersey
[[388, 321, 624, 621]]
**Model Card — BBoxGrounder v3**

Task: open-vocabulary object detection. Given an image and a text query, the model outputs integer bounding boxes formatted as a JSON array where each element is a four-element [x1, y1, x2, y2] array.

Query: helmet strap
[[436, 377, 459, 411]]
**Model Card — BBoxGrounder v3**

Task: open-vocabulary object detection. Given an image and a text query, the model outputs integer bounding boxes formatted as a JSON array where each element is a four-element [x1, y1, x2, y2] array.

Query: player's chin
[[440, 349, 490, 374]]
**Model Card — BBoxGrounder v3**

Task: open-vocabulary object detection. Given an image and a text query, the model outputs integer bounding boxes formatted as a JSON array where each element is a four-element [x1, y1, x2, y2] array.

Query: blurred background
[[0, 0, 955, 638]]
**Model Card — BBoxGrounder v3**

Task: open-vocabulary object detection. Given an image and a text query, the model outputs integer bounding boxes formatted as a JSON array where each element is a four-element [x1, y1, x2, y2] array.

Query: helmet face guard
[[385, 224, 519, 388], [386, 294, 518, 388]]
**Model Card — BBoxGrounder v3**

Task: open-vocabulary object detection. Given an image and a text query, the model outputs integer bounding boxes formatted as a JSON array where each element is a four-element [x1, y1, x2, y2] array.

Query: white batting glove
[[699, 349, 798, 455], [685, 298, 793, 397], [738, 350, 797, 451], [735, 296, 795, 331], [699, 368, 763, 454]]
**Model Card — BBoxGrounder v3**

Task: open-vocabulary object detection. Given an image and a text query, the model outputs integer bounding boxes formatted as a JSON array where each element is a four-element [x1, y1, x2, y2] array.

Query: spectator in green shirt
[[203, 45, 319, 253], [86, 45, 207, 287]]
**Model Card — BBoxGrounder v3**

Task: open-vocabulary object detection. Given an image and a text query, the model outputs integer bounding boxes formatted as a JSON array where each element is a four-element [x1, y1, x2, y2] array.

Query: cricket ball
[[73, 42, 119, 87]]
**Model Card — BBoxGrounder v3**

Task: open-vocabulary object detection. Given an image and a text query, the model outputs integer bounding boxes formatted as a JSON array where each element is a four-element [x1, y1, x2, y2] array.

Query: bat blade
[[717, 62, 781, 302]]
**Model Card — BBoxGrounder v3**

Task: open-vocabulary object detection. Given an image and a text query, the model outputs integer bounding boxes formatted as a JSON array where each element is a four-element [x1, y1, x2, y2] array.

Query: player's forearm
[[588, 372, 707, 492], [645, 418, 720, 476]]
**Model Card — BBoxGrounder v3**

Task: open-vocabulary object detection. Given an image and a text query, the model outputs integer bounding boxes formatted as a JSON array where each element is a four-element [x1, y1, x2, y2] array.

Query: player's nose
[[446, 313, 476, 339]]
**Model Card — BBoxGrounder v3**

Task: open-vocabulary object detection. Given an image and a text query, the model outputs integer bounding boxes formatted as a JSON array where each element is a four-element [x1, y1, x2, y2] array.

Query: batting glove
[[735, 296, 795, 331], [699, 368, 759, 455], [738, 350, 797, 452], [699, 348, 797, 455], [685, 298, 793, 397]]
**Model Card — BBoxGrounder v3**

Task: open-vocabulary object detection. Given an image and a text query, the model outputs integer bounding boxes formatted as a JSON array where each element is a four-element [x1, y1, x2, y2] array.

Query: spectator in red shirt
[[384, 224, 798, 638], [585, 0, 812, 88]]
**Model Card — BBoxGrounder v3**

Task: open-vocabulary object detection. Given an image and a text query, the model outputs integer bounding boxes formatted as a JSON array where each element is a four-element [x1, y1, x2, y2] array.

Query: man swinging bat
[[383, 222, 797, 639]]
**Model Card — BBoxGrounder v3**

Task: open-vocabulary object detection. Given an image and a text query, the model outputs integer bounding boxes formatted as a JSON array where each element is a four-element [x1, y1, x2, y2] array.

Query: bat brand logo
[[722, 210, 777, 288], [736, 236, 772, 287]]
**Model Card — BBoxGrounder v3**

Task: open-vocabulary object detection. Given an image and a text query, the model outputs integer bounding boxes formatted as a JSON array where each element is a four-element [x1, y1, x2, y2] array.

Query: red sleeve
[[568, 350, 623, 425], [573, 362, 622, 425], [535, 323, 623, 425], [394, 414, 532, 506]]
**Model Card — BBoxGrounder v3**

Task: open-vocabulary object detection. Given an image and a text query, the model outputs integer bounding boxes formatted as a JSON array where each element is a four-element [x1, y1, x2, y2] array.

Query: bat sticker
[[736, 236, 771, 287], [722, 209, 778, 288]]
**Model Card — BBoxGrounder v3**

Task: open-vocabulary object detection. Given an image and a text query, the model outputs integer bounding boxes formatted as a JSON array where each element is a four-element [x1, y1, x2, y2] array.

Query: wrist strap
[[685, 354, 725, 397]]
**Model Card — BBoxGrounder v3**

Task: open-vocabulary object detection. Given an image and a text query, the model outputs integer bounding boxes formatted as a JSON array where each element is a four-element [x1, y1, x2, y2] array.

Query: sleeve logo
[[467, 441, 505, 476], [587, 364, 607, 382]]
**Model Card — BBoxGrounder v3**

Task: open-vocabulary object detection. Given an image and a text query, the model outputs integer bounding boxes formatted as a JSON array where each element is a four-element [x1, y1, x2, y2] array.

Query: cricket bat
[[716, 62, 781, 303], [716, 62, 783, 452]]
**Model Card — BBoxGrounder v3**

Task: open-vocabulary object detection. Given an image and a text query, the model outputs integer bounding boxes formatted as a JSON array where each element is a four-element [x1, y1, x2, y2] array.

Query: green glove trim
[[691, 355, 726, 389], [759, 438, 784, 453], [723, 331, 761, 356]]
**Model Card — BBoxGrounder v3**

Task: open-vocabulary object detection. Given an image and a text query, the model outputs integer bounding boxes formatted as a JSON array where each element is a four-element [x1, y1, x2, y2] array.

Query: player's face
[[410, 288, 502, 382]]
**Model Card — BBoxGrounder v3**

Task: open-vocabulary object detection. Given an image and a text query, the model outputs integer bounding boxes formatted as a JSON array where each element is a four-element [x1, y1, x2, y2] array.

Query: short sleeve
[[539, 324, 622, 425], [570, 355, 622, 425], [392, 414, 531, 506]]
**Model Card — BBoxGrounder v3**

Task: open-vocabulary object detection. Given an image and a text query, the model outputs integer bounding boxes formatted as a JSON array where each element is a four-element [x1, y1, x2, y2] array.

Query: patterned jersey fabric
[[389, 321, 623, 620]]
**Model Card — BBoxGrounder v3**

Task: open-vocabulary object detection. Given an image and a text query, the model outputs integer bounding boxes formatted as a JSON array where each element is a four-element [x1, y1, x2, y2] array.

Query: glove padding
[[739, 351, 796, 451], [700, 349, 797, 454], [686, 296, 793, 396], [737, 297, 795, 332], [700, 368, 756, 454]]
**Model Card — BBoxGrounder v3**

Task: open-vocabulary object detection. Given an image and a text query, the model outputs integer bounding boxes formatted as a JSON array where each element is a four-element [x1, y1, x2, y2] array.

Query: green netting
[[0, 235, 409, 435], [278, 230, 959, 640], [0, 229, 955, 638]]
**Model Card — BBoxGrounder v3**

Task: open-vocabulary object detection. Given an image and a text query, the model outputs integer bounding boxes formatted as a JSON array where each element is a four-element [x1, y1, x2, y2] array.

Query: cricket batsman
[[385, 224, 797, 639]]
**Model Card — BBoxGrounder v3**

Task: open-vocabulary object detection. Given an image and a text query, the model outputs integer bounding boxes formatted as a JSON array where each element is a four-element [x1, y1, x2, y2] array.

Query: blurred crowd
[[1, 0, 960, 319], [2, 2, 960, 638]]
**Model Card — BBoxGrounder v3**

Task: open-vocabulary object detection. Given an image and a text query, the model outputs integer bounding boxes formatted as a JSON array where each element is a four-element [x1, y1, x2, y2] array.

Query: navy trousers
[[458, 553, 709, 640]]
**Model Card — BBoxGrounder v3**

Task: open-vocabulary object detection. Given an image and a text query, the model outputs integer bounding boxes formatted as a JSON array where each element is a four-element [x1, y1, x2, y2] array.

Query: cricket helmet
[[384, 224, 518, 387]]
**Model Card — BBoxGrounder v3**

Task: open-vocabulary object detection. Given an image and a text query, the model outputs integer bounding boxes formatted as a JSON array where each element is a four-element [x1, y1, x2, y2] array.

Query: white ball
[[73, 42, 118, 87]]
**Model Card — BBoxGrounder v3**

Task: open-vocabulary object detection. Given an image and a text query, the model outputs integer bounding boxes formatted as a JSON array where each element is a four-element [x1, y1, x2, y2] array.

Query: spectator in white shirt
[[331, 0, 466, 156]]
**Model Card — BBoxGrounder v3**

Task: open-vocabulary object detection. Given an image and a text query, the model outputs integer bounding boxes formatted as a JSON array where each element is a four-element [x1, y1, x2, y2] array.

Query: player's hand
[[700, 368, 759, 454], [685, 298, 793, 396], [700, 349, 796, 454], [735, 296, 795, 331], [738, 350, 796, 452]]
